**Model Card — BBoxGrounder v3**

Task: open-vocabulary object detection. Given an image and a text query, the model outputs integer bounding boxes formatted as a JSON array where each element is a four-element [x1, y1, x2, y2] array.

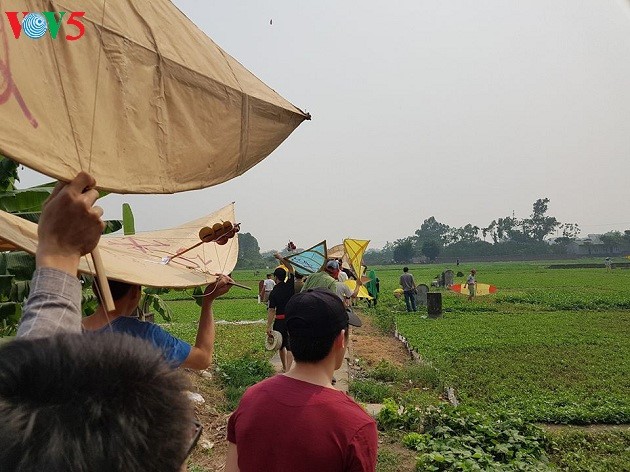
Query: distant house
[[566, 234, 624, 255]]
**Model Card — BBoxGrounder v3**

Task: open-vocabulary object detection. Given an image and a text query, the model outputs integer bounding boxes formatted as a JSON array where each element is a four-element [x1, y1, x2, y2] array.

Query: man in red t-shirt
[[226, 289, 377, 472]]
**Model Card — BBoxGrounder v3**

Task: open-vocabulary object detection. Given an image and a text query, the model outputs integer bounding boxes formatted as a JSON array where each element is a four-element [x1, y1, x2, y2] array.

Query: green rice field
[[375, 261, 630, 425]]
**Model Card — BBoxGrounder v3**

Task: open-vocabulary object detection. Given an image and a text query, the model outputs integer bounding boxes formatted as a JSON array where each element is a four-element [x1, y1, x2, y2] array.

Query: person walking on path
[[400, 267, 417, 312], [226, 289, 377, 472], [267, 254, 296, 372], [467, 269, 477, 301]]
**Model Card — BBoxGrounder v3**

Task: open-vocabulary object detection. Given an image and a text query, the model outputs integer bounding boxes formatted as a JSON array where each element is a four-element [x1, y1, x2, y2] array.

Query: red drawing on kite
[[0, 18, 38, 128], [106, 238, 170, 255]]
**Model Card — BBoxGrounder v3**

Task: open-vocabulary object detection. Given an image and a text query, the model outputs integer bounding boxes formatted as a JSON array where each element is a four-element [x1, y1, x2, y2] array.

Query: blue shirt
[[96, 317, 191, 367]]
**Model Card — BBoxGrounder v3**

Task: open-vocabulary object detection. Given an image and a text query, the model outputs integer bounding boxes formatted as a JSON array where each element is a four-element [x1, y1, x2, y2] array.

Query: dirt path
[[350, 311, 411, 368], [185, 371, 231, 471]]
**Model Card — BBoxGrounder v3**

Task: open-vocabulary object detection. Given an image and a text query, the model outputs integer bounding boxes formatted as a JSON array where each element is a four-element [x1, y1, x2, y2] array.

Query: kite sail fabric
[[344, 280, 372, 300], [285, 241, 327, 275], [327, 244, 345, 259], [0, 1, 309, 193], [327, 243, 350, 269], [343, 239, 370, 279], [0, 203, 238, 288]]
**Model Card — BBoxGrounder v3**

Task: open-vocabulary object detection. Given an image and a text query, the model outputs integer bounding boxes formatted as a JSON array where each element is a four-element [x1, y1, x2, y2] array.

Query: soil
[[185, 371, 231, 471], [350, 310, 411, 368]]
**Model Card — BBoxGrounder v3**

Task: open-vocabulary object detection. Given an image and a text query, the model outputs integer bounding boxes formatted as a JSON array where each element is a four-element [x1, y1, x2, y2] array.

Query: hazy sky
[[20, 1, 630, 250]]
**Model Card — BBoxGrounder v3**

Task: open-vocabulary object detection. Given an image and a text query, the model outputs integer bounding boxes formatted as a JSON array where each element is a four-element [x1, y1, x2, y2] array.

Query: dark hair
[[93, 278, 138, 302], [403, 267, 409, 272], [294, 272, 304, 280], [0, 333, 192, 472], [273, 268, 287, 280], [289, 332, 339, 363]]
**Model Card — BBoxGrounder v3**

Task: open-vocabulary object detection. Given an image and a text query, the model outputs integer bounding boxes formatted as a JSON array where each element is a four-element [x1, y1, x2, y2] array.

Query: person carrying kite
[[82, 277, 233, 370]]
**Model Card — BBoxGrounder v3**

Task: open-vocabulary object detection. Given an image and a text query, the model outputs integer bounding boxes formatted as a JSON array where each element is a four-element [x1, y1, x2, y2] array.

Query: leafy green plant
[[400, 404, 550, 471], [548, 429, 630, 471], [376, 398, 422, 432], [140, 287, 174, 322]]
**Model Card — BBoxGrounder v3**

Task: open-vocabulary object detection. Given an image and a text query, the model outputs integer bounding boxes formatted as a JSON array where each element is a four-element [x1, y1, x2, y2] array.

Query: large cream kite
[[0, 203, 239, 288], [0, 0, 309, 193]]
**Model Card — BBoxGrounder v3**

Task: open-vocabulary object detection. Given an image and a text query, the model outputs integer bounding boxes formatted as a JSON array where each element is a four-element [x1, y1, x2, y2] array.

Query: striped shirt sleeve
[[17, 268, 82, 339]]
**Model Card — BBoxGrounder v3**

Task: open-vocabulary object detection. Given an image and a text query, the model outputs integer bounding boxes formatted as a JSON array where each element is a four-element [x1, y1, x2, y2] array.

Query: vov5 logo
[[4, 11, 85, 41]]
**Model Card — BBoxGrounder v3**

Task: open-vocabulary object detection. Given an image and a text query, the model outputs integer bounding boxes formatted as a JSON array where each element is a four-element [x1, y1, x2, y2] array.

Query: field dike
[[393, 323, 459, 407]]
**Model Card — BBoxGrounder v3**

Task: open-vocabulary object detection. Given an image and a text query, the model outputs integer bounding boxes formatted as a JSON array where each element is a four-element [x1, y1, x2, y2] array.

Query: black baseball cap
[[286, 289, 362, 338]]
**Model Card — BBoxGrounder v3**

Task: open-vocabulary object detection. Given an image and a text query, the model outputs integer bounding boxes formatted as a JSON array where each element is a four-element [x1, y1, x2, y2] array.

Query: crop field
[[160, 269, 267, 363], [373, 260, 630, 425], [159, 262, 630, 470]]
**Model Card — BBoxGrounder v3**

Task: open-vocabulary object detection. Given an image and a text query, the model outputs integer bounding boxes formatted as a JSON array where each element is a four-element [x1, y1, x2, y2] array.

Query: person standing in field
[[604, 257, 612, 271], [400, 267, 417, 312], [225, 289, 377, 472], [262, 273, 276, 306], [366, 269, 379, 307], [467, 269, 477, 300]]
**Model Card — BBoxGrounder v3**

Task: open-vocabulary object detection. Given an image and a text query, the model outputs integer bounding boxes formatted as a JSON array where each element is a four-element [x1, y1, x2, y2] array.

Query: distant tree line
[[236, 198, 630, 268], [363, 198, 630, 264]]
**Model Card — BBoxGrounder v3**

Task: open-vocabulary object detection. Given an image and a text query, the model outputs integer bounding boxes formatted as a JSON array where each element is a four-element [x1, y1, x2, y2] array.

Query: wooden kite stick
[[228, 281, 252, 291], [168, 240, 205, 261], [91, 248, 115, 312]]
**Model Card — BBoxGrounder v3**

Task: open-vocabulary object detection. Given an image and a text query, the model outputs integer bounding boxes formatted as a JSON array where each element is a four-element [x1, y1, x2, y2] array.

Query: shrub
[[350, 379, 394, 403]]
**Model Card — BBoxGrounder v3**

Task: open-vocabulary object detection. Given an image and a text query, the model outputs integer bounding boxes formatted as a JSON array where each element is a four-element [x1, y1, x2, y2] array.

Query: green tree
[[522, 198, 559, 241], [414, 217, 451, 246], [447, 224, 480, 244], [555, 223, 580, 245], [421, 240, 440, 262], [483, 216, 523, 243], [236, 232, 265, 269], [393, 237, 415, 263], [600, 231, 626, 252]]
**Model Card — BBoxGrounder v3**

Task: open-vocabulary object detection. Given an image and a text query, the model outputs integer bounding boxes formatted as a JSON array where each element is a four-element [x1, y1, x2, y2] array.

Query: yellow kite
[[343, 239, 370, 279]]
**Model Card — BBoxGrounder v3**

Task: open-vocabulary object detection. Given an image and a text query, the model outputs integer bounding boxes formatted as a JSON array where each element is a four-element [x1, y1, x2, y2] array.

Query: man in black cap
[[226, 289, 377, 472]]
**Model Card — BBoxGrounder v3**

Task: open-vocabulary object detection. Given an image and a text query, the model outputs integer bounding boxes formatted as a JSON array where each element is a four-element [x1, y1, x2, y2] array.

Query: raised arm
[[18, 172, 104, 338], [181, 275, 232, 370], [274, 253, 294, 274], [350, 277, 363, 298]]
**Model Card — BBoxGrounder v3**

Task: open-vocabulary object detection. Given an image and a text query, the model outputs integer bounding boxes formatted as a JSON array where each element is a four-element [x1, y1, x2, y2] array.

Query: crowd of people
[[0, 172, 378, 471]]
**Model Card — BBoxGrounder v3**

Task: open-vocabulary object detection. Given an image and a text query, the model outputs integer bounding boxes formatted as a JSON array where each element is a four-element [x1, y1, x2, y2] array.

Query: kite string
[[84, 0, 114, 314]]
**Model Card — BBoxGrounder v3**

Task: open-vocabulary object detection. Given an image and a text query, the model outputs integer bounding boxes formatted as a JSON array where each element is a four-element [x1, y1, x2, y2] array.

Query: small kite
[[285, 241, 327, 275]]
